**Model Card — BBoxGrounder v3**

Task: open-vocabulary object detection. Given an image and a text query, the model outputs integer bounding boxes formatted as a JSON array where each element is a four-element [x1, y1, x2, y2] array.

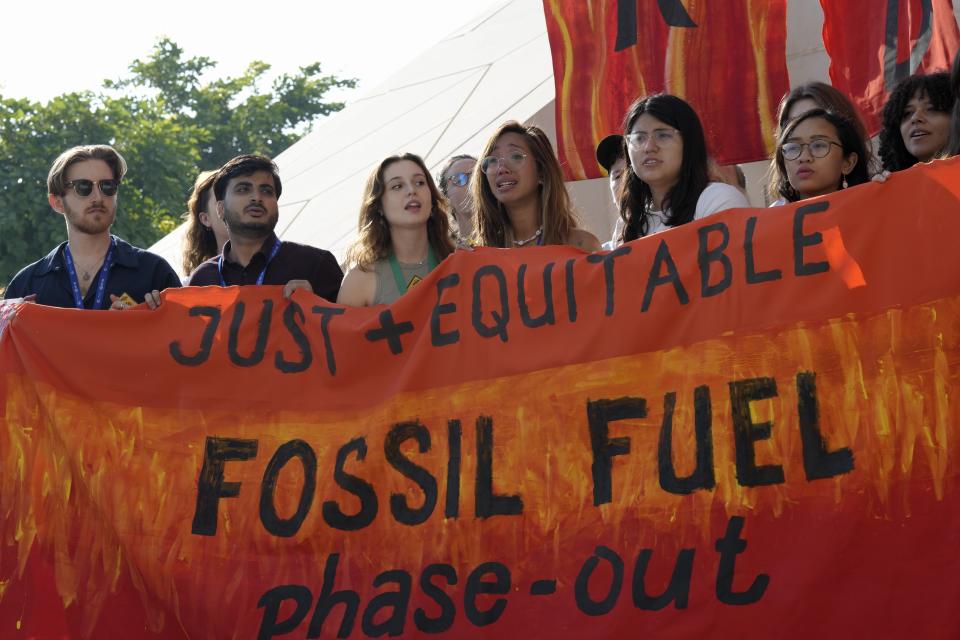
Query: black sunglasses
[[64, 179, 120, 197]]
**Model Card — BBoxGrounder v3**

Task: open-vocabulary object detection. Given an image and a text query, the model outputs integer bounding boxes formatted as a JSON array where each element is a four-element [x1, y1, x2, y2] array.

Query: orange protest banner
[[2, 159, 960, 638]]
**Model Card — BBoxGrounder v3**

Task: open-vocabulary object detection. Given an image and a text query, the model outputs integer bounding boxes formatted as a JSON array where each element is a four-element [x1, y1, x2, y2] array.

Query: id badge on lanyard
[[63, 237, 116, 310], [218, 238, 282, 287]]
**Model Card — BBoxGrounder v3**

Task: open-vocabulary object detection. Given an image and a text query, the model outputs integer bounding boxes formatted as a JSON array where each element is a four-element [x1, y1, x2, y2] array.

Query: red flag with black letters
[[543, 0, 790, 180], [821, 0, 960, 135]]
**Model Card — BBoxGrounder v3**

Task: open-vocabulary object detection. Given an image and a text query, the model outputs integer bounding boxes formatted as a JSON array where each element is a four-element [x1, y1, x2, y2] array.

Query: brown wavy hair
[[471, 121, 579, 247], [181, 170, 219, 274], [346, 153, 455, 270]]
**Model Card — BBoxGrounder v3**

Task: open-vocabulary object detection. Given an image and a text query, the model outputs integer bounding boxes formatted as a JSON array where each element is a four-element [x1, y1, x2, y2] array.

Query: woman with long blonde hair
[[472, 121, 599, 251], [338, 153, 455, 306]]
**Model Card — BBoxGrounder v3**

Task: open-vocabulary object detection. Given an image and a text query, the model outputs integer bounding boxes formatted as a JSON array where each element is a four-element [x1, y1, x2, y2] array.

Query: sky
[[1, 0, 505, 104]]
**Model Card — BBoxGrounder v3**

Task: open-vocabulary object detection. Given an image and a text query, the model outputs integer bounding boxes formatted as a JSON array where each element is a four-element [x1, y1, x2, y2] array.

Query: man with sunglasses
[[4, 145, 180, 309]]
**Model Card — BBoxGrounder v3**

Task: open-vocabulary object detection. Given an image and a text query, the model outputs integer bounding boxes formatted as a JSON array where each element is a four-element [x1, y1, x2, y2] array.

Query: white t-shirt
[[608, 182, 749, 247]]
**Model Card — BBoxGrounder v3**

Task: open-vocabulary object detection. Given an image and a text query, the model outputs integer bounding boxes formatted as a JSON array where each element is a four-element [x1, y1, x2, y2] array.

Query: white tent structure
[[150, 0, 957, 277]]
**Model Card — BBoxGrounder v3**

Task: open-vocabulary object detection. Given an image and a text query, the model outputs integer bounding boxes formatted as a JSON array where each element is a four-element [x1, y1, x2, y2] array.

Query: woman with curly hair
[[181, 170, 228, 276], [472, 121, 600, 251], [879, 71, 953, 172], [771, 109, 870, 203], [617, 94, 749, 243], [337, 153, 455, 306]]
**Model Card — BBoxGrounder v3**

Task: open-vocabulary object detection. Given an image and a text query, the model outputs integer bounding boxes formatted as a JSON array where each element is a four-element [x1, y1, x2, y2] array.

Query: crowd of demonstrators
[[338, 154, 455, 306], [181, 170, 228, 275], [471, 122, 601, 251], [5, 60, 959, 312]]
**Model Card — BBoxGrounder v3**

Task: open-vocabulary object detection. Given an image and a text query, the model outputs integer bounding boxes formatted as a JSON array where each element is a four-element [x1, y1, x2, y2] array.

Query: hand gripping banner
[[3, 159, 960, 638]]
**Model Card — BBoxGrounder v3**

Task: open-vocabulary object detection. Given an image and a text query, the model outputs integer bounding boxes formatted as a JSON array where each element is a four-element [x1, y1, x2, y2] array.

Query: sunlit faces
[[49, 159, 117, 235], [608, 156, 626, 204], [483, 132, 539, 206], [785, 97, 820, 122], [783, 117, 857, 200], [626, 113, 683, 194], [900, 90, 950, 162], [443, 158, 476, 216], [381, 160, 433, 229], [218, 170, 279, 239], [200, 189, 229, 247]]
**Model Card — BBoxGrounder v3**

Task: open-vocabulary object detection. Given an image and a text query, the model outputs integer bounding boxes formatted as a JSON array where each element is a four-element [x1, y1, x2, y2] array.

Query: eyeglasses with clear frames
[[780, 140, 842, 161], [480, 151, 527, 173], [626, 128, 680, 149]]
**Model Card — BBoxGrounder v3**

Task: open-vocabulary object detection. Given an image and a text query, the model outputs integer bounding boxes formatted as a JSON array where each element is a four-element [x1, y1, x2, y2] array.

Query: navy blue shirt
[[4, 236, 181, 309], [187, 233, 343, 303]]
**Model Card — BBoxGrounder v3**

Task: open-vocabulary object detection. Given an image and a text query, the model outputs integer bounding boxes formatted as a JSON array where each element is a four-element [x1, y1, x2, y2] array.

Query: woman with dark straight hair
[[879, 71, 953, 172], [766, 82, 874, 202], [617, 94, 748, 244], [338, 153, 455, 307], [772, 109, 870, 203], [472, 121, 599, 251]]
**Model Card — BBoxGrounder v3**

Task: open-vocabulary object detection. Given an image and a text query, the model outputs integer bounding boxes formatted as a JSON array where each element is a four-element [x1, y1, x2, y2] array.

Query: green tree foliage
[[0, 38, 356, 285]]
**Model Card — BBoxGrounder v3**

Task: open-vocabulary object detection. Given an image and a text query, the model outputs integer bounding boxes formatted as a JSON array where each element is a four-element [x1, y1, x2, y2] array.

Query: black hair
[[878, 71, 953, 171], [213, 154, 283, 201], [766, 82, 874, 200], [949, 51, 960, 157], [773, 108, 870, 202], [617, 94, 709, 242]]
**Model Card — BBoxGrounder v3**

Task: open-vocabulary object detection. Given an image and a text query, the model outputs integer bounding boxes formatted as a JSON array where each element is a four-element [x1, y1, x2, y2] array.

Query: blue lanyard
[[217, 238, 282, 287], [62, 237, 116, 310]]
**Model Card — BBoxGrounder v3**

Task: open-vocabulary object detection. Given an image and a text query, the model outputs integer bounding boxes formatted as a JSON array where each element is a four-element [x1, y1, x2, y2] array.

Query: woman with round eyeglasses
[[618, 94, 749, 244], [766, 82, 875, 202], [438, 154, 477, 245], [771, 109, 869, 204], [472, 121, 600, 251], [338, 153, 455, 307]]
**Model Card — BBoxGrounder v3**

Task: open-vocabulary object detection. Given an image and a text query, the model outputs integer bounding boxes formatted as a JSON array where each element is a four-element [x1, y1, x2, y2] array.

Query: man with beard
[[4, 145, 180, 309], [186, 155, 342, 302]]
